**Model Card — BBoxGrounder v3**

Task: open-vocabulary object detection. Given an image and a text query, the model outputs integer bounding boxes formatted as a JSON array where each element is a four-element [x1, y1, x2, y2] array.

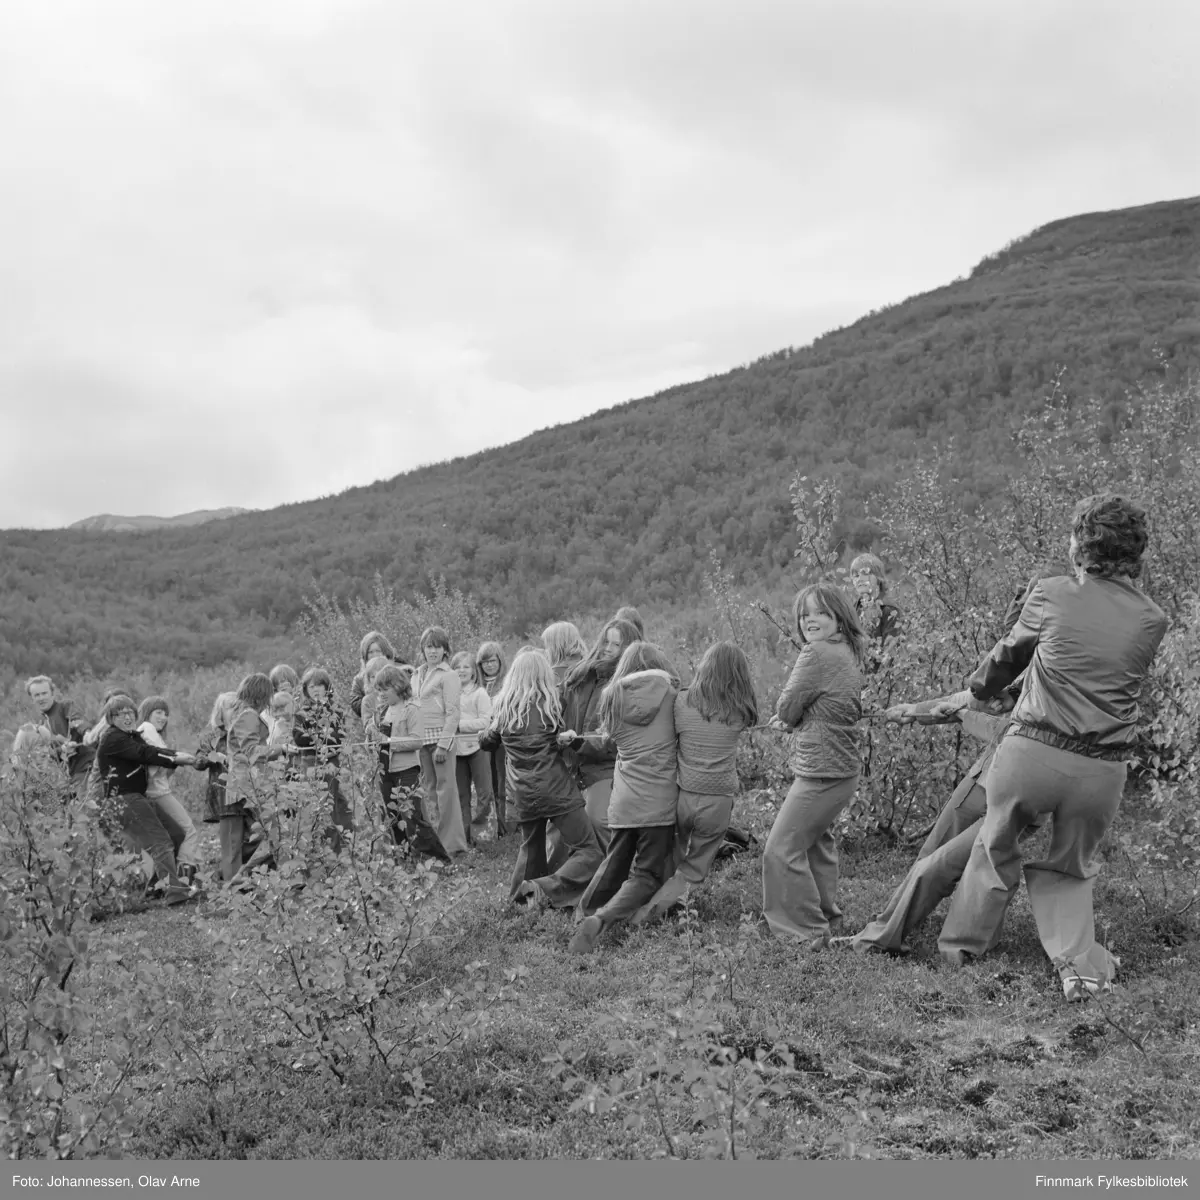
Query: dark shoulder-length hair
[[792, 584, 866, 666], [1072, 494, 1149, 580], [359, 630, 396, 665], [687, 642, 758, 730], [565, 618, 641, 691]]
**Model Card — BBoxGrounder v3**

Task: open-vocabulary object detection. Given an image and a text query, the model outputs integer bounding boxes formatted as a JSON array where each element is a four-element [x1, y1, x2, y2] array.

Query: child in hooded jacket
[[632, 642, 758, 925], [564, 642, 681, 954], [479, 651, 603, 907]]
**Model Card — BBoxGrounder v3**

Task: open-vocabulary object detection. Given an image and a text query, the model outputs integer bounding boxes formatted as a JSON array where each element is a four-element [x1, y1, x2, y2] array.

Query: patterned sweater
[[673, 690, 746, 796], [776, 639, 863, 779]]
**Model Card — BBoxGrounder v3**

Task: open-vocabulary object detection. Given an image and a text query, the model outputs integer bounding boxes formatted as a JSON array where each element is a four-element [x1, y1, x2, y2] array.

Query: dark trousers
[[381, 767, 451, 862], [116, 792, 184, 890], [579, 825, 675, 926], [489, 745, 509, 835], [456, 750, 495, 841], [510, 806, 604, 906]]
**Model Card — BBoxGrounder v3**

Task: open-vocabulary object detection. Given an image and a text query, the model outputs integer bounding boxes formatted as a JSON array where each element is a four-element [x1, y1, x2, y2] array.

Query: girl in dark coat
[[479, 651, 602, 907]]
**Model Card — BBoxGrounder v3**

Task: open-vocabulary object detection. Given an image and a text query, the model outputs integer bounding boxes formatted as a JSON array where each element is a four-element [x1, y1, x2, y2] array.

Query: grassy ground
[[93, 793, 1200, 1161]]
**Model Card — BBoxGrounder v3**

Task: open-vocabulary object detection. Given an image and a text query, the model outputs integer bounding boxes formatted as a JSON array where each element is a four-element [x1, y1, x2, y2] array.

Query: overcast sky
[[2, 0, 1197, 529]]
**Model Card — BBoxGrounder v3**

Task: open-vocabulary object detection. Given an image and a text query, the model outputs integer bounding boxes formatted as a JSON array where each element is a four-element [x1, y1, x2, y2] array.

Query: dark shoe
[[568, 915, 604, 955]]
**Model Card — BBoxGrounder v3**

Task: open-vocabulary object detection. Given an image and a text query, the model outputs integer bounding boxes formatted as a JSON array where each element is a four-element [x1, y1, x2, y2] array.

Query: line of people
[[10, 495, 1166, 1002]]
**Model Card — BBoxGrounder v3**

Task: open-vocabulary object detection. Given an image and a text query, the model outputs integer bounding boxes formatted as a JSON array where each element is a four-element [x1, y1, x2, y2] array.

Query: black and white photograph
[[1, 0, 1198, 1189]]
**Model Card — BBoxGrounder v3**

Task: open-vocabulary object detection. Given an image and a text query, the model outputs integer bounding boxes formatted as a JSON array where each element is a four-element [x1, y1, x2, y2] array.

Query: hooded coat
[[604, 669, 680, 828]]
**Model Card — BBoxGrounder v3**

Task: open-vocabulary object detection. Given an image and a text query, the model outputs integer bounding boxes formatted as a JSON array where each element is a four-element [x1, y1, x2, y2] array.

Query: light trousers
[[938, 735, 1126, 985], [762, 774, 859, 942]]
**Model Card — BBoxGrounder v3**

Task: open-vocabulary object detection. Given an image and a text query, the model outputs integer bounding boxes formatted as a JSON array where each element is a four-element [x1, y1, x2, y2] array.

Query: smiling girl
[[762, 584, 865, 950]]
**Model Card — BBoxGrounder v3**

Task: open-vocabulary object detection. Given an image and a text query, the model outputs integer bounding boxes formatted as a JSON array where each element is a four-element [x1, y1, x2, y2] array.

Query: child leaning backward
[[478, 649, 603, 907]]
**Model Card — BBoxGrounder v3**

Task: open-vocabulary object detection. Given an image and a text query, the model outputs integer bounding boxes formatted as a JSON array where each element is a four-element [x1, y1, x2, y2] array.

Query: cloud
[[1, 0, 1198, 527]]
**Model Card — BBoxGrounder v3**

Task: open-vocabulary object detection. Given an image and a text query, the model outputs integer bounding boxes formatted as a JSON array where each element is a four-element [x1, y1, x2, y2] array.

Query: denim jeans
[[149, 791, 201, 867]]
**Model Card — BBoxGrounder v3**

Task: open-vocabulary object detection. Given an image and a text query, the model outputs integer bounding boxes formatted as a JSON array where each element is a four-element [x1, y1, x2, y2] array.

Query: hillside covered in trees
[[5, 195, 1199, 681]]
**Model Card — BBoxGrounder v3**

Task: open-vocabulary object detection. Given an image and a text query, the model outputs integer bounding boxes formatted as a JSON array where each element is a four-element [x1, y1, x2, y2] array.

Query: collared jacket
[[776, 638, 863, 780], [969, 573, 1168, 759]]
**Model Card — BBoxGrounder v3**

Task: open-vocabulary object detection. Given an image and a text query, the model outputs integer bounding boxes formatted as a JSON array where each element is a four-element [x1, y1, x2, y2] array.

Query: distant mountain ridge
[[5, 194, 1199, 680], [68, 508, 252, 533]]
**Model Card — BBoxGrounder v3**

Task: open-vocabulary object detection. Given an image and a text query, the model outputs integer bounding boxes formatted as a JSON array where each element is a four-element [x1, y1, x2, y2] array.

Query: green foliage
[[0, 762, 174, 1158], [4, 198, 1199, 679], [299, 574, 501, 701]]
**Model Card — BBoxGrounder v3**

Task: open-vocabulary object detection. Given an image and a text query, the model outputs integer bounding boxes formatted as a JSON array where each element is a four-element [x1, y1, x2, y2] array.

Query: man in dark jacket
[[27, 675, 95, 783]]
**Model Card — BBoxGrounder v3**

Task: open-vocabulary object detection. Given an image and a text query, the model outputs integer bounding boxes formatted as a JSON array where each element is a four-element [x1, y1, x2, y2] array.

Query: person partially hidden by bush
[[95, 694, 198, 905], [848, 554, 901, 646], [294, 667, 354, 853], [25, 674, 96, 787]]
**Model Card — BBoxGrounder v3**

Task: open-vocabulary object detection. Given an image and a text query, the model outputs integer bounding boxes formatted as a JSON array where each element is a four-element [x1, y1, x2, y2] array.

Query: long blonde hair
[[490, 650, 563, 733]]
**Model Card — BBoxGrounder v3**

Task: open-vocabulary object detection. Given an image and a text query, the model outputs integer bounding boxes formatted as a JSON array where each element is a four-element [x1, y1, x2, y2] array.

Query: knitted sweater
[[776, 639, 863, 779], [455, 684, 493, 756], [673, 690, 746, 796]]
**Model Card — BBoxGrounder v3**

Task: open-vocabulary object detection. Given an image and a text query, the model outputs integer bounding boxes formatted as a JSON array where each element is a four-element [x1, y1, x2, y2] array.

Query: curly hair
[[1072, 494, 1149, 580]]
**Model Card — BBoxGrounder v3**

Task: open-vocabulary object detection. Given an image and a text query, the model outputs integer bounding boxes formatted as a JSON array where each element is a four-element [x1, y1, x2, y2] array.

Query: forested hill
[[6, 196, 1200, 680]]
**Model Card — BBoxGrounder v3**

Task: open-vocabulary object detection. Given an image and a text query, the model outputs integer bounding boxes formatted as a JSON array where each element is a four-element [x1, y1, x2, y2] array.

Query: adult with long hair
[[219, 673, 286, 884], [479, 652, 602, 906], [556, 618, 641, 856], [844, 562, 1072, 956], [938, 495, 1167, 1000], [762, 585, 866, 951], [568, 642, 681, 954], [96, 695, 198, 904], [633, 641, 759, 925], [414, 627, 469, 855]]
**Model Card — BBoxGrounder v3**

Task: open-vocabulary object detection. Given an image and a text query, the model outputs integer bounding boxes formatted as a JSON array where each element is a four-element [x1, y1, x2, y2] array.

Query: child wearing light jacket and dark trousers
[[564, 642, 681, 954]]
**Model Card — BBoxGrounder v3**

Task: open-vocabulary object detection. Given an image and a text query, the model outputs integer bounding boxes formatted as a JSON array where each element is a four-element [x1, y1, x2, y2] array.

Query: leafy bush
[[0, 762, 172, 1158], [299, 574, 501, 701]]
